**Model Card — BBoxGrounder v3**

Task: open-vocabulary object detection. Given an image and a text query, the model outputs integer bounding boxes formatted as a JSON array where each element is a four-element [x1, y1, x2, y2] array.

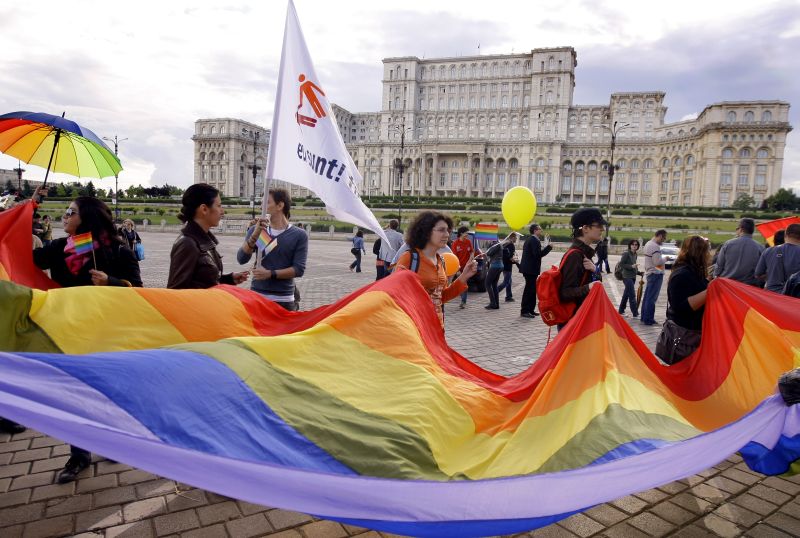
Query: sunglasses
[[64, 208, 78, 217]]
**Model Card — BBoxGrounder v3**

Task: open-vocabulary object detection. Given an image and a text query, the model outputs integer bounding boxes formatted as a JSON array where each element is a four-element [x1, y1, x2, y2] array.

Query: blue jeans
[[641, 273, 664, 325], [619, 277, 638, 316], [349, 251, 362, 272], [497, 270, 513, 299]]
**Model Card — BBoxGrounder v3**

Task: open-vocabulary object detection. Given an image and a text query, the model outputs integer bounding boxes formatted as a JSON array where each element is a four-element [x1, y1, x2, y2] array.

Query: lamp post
[[13, 162, 24, 192], [102, 136, 127, 223], [601, 120, 630, 240], [390, 119, 413, 226], [242, 128, 260, 219]]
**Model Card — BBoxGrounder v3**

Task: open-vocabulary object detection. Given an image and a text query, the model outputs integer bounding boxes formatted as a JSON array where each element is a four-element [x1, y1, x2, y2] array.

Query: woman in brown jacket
[[167, 183, 249, 289]]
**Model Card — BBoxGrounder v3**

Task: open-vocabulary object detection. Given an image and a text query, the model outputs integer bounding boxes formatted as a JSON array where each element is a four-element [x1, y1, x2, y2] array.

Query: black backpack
[[784, 270, 800, 299], [372, 238, 381, 255]]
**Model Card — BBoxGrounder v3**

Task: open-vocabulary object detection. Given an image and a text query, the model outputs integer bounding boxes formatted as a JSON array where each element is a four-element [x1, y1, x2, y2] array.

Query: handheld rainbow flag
[[756, 216, 800, 246], [71, 232, 94, 255], [474, 222, 499, 242], [255, 229, 277, 255]]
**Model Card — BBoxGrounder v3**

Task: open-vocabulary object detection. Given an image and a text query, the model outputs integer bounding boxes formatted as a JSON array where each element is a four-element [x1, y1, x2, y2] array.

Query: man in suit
[[519, 223, 552, 318]]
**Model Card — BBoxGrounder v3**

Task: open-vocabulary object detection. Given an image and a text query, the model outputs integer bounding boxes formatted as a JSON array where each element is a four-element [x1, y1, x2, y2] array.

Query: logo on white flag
[[296, 74, 326, 127], [265, 1, 388, 243]]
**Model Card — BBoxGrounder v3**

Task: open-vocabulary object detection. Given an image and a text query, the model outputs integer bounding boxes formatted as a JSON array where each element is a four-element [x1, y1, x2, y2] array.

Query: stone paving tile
[[626, 512, 674, 537], [224, 513, 272, 537], [557, 513, 604, 537], [45, 494, 93, 517], [10, 470, 55, 490], [74, 505, 125, 532], [744, 523, 795, 537], [196, 501, 241, 526], [20, 514, 73, 538], [2, 234, 800, 538], [696, 513, 744, 538], [153, 508, 201, 535]]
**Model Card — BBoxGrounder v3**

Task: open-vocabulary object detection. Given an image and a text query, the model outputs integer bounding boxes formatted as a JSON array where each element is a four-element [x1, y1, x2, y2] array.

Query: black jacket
[[167, 220, 235, 289], [519, 235, 552, 275], [33, 237, 142, 288], [558, 240, 597, 306]]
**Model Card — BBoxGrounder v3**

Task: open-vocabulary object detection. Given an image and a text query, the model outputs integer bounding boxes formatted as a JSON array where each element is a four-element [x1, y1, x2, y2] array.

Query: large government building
[[195, 46, 792, 207]]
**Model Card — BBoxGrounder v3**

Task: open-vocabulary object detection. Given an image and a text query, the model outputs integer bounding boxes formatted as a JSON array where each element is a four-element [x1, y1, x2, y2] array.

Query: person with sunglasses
[[33, 195, 142, 484]]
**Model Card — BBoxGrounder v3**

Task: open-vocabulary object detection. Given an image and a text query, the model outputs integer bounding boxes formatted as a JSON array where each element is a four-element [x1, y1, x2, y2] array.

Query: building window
[[720, 164, 732, 186], [739, 148, 751, 158], [722, 148, 733, 158], [587, 177, 596, 194], [535, 173, 544, 191], [562, 177, 571, 192], [762, 110, 772, 122], [726, 111, 737, 123], [744, 111, 754, 123], [738, 165, 749, 186], [439, 173, 446, 186], [720, 192, 730, 207], [756, 165, 767, 185], [201, 165, 208, 180]]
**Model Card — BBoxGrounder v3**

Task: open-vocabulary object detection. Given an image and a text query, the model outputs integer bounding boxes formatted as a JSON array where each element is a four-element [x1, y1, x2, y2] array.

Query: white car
[[661, 245, 679, 269]]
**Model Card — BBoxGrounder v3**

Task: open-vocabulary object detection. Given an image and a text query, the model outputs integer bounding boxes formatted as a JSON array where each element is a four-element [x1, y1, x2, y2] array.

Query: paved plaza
[[2, 230, 800, 538]]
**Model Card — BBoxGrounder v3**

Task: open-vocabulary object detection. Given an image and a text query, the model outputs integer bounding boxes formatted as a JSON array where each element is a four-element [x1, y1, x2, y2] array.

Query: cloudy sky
[[0, 0, 798, 192]]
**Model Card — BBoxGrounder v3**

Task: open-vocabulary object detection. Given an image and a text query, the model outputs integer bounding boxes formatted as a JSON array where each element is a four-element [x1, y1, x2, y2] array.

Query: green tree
[[85, 181, 97, 197], [96, 188, 107, 198], [22, 180, 32, 197], [732, 192, 755, 210], [764, 188, 799, 211], [3, 179, 13, 193], [56, 183, 69, 197]]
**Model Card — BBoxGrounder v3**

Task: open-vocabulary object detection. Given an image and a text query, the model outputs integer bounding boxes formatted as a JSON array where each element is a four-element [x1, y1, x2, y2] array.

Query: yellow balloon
[[501, 186, 537, 230], [442, 252, 460, 277]]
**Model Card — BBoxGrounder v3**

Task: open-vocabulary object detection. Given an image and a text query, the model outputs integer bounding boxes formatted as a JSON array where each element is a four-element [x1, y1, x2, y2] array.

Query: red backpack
[[536, 248, 586, 326]]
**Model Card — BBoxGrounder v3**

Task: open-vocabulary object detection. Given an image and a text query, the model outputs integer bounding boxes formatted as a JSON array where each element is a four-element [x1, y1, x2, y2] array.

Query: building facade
[[192, 119, 310, 200], [332, 47, 792, 207]]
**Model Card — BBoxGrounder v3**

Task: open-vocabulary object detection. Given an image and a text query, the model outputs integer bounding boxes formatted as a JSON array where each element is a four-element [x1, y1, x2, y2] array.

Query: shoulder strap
[[558, 248, 583, 269], [410, 249, 421, 273]]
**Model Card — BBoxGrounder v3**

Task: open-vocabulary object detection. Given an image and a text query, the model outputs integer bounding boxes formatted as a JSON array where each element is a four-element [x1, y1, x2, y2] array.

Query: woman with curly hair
[[395, 211, 477, 328]]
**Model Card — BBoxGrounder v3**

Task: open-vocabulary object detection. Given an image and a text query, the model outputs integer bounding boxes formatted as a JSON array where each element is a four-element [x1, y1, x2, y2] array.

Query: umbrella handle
[[41, 128, 62, 191]]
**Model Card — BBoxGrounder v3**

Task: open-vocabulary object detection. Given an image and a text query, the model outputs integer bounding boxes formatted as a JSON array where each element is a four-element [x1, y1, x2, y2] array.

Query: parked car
[[661, 245, 679, 269]]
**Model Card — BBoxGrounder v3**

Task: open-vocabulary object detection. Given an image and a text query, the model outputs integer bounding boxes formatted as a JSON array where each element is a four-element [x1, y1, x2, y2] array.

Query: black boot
[[57, 456, 90, 484], [0, 418, 25, 434]]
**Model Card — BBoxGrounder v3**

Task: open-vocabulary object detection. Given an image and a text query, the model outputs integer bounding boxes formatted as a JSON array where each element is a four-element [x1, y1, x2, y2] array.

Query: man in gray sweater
[[237, 188, 308, 310], [714, 218, 764, 286]]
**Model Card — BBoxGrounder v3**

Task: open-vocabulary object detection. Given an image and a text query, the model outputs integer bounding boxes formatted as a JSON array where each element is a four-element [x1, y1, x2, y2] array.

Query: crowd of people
[[3, 188, 799, 480]]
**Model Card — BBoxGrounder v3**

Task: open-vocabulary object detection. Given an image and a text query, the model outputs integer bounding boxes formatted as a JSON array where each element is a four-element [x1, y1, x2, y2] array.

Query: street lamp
[[601, 120, 630, 240], [390, 118, 413, 226], [102, 136, 127, 223], [13, 161, 24, 192], [242, 128, 260, 219]]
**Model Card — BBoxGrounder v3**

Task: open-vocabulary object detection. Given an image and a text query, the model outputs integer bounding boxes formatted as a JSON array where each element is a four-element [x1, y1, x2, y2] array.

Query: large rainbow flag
[[1, 201, 800, 537]]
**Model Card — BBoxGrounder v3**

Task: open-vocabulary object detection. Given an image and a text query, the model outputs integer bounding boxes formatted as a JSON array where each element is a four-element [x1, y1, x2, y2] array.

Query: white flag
[[265, 1, 388, 243]]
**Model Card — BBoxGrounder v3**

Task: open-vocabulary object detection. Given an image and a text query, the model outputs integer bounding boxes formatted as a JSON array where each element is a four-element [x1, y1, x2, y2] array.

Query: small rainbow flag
[[72, 232, 94, 255], [474, 222, 499, 242], [255, 229, 277, 255]]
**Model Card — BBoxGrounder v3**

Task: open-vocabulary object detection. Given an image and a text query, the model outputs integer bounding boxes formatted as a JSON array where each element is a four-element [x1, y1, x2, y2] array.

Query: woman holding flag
[[237, 187, 308, 311], [32, 195, 142, 484]]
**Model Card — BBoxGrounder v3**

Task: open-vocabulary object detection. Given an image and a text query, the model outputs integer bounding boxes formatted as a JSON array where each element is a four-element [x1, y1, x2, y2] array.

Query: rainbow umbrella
[[0, 111, 122, 187]]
